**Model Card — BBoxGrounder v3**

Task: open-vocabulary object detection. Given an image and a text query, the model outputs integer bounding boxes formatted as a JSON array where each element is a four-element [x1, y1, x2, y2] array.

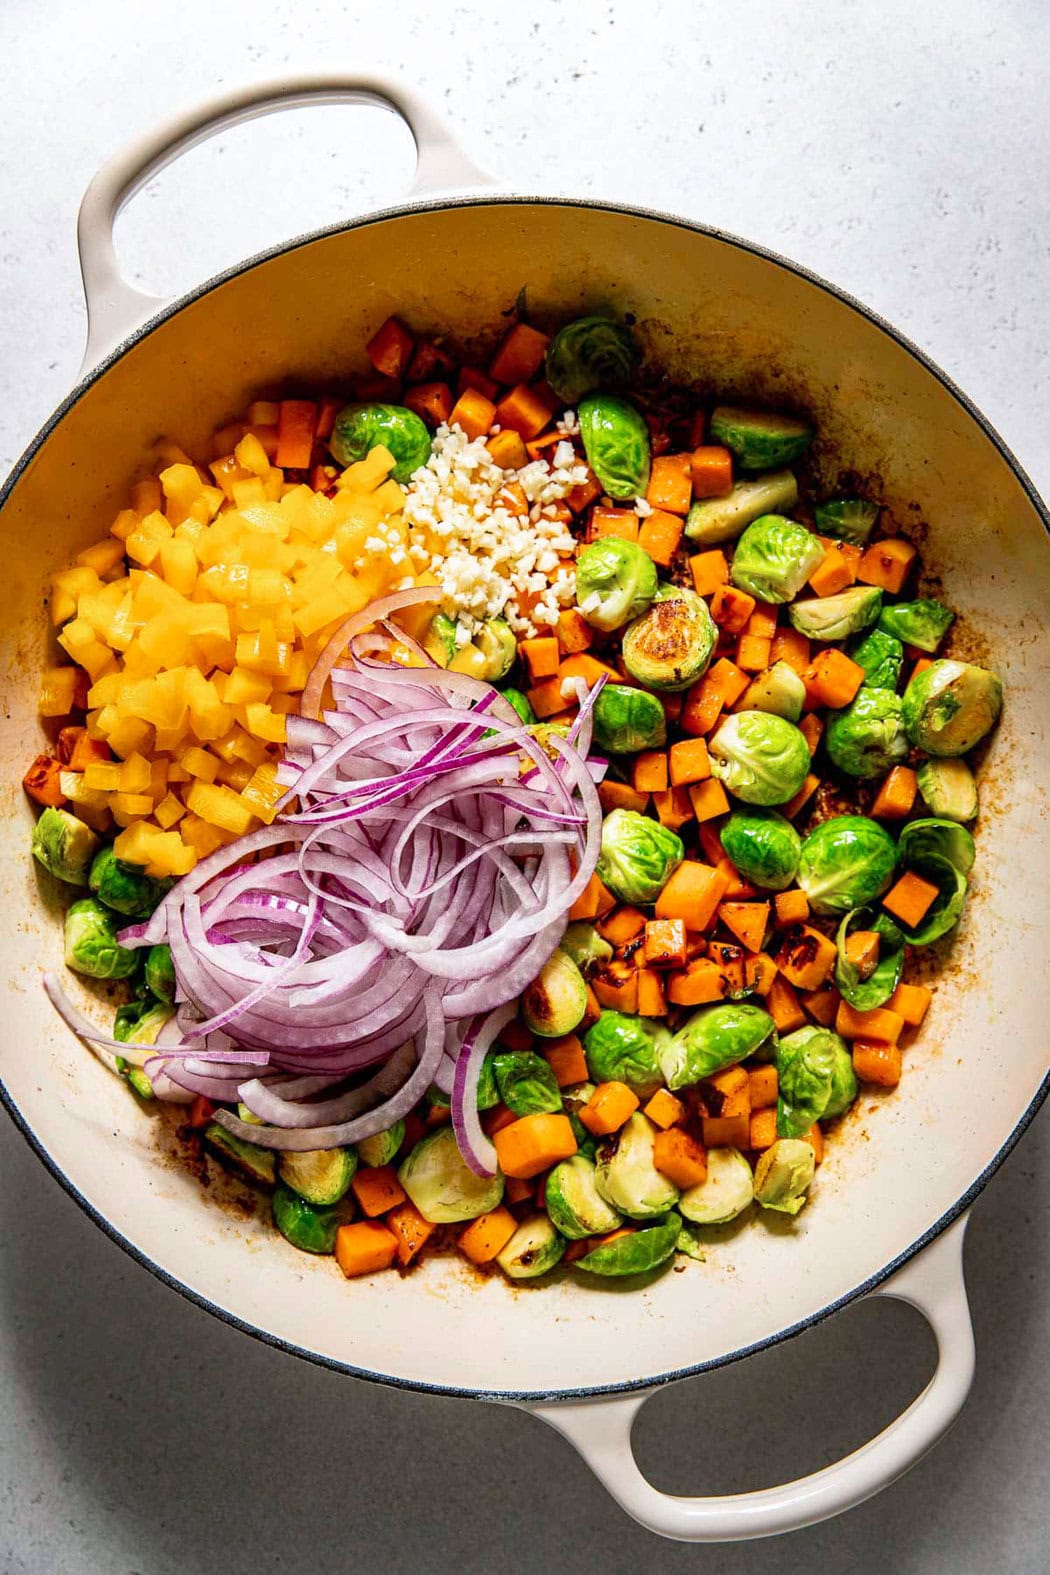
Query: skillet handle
[[76, 75, 492, 372], [521, 1214, 974, 1543]]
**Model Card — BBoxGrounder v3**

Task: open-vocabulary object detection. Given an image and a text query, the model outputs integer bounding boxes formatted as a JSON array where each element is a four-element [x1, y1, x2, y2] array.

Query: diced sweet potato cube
[[655, 860, 729, 931], [669, 737, 711, 786], [835, 1001, 905, 1044], [768, 974, 807, 1032], [857, 538, 916, 594], [888, 981, 933, 1026], [644, 918, 688, 969], [747, 1064, 779, 1110], [851, 1039, 902, 1087], [652, 785, 695, 830], [647, 453, 693, 515], [667, 959, 727, 1005], [643, 1088, 687, 1129], [776, 925, 838, 991], [689, 548, 729, 597], [882, 870, 940, 929], [871, 765, 918, 820], [718, 901, 770, 954], [653, 1128, 708, 1188], [542, 1033, 589, 1087], [688, 779, 731, 822], [774, 889, 810, 927], [579, 1081, 641, 1136], [749, 1108, 778, 1150]]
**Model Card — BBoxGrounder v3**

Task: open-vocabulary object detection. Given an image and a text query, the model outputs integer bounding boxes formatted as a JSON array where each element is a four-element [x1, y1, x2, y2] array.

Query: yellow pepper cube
[[243, 703, 287, 744], [76, 538, 127, 576], [38, 666, 78, 717], [231, 477, 267, 509], [154, 792, 186, 830], [84, 760, 122, 792], [118, 752, 152, 794], [223, 666, 272, 706], [159, 537, 198, 596], [130, 478, 163, 516], [179, 745, 218, 783], [239, 762, 284, 824], [216, 759, 254, 791], [160, 462, 206, 509], [112, 792, 154, 818], [185, 781, 257, 837], [234, 432, 271, 477], [179, 815, 230, 859], [149, 759, 169, 801]]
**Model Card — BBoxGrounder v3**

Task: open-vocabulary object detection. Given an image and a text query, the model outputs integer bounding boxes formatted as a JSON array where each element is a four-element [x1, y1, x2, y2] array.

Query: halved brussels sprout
[[144, 943, 176, 1003], [498, 686, 537, 726], [622, 586, 716, 692], [834, 908, 905, 1010], [850, 628, 904, 692], [493, 1049, 564, 1116], [891, 856, 968, 944], [877, 598, 954, 653], [115, 1058, 154, 1101], [272, 1184, 341, 1255], [545, 1154, 623, 1238], [825, 688, 909, 779], [203, 1123, 276, 1186], [428, 1052, 499, 1113], [89, 846, 173, 918], [796, 815, 897, 915], [355, 1120, 406, 1168], [521, 949, 588, 1038], [776, 1027, 857, 1138], [917, 757, 978, 822], [739, 661, 806, 722], [331, 402, 431, 481], [594, 1113, 680, 1219], [729, 515, 824, 604], [63, 897, 140, 980], [278, 1146, 356, 1206], [562, 1081, 597, 1154], [423, 612, 457, 666], [475, 618, 516, 681], [397, 1126, 504, 1223], [719, 808, 801, 892], [31, 807, 99, 885], [889, 821, 974, 945], [897, 818, 975, 877], [578, 393, 651, 500], [902, 660, 1003, 756], [574, 1212, 681, 1277], [544, 317, 641, 403], [709, 406, 814, 471], [754, 1139, 816, 1216], [113, 996, 174, 1047], [560, 921, 614, 973], [685, 471, 799, 546], [813, 498, 880, 545], [678, 1147, 755, 1224], [659, 1002, 777, 1090], [496, 1215, 566, 1279], [575, 538, 658, 631], [597, 808, 683, 903], [709, 711, 811, 807], [584, 1011, 667, 1097], [593, 685, 667, 753], [787, 587, 883, 642]]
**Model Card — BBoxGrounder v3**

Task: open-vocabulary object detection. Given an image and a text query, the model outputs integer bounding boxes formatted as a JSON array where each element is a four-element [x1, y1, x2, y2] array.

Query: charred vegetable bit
[[31, 303, 1002, 1292]]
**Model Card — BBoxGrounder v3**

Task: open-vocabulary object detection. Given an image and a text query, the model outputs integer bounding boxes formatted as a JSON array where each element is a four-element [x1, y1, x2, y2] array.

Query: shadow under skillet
[[0, 1098, 1046, 1575]]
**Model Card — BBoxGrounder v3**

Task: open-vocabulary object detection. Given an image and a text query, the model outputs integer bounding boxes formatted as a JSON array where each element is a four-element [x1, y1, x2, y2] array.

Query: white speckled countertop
[[2, 2, 1048, 1569]]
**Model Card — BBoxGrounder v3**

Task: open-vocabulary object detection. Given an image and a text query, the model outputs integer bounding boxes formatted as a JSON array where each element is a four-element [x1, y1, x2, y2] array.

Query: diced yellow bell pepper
[[239, 762, 284, 824], [38, 666, 78, 717], [235, 432, 271, 477], [185, 781, 257, 837], [223, 666, 272, 706], [76, 538, 127, 576], [179, 745, 218, 783], [130, 478, 163, 515], [118, 753, 152, 794], [154, 791, 186, 829], [112, 791, 154, 817], [159, 537, 198, 596]]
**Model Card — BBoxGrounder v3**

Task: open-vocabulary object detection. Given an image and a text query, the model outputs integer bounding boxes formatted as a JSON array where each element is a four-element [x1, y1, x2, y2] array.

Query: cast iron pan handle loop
[[519, 1214, 974, 1543], [76, 75, 492, 372]]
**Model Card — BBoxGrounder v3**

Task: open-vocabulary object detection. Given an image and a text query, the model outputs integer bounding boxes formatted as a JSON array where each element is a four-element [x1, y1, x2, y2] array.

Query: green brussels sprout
[[709, 711, 811, 807], [596, 808, 683, 903], [526, 721, 573, 761], [63, 897, 140, 979], [897, 817, 975, 877], [917, 757, 978, 822], [678, 1146, 754, 1224], [498, 686, 537, 726], [719, 808, 801, 892], [753, 1139, 816, 1215], [813, 498, 880, 545], [709, 405, 814, 471], [493, 1049, 563, 1116], [675, 1221, 708, 1261], [877, 598, 954, 653], [496, 1215, 566, 1279], [113, 996, 174, 1047], [575, 538, 658, 632], [428, 1052, 499, 1112], [796, 815, 897, 916], [787, 587, 883, 642], [894, 857, 968, 944], [578, 393, 651, 500], [730, 515, 825, 604], [203, 1123, 276, 1186], [834, 908, 905, 1010], [850, 628, 904, 692], [560, 921, 614, 974], [545, 1154, 623, 1238], [475, 618, 516, 681], [621, 586, 716, 692], [115, 1058, 154, 1101], [659, 1002, 777, 1090], [355, 1120, 406, 1168], [584, 1011, 667, 1097], [397, 1126, 504, 1223], [544, 316, 641, 403], [595, 1113, 681, 1219], [88, 846, 173, 919], [776, 1027, 857, 1138], [593, 685, 667, 753], [685, 470, 799, 546], [278, 1146, 356, 1205], [31, 807, 99, 885], [739, 661, 806, 722], [272, 1184, 341, 1255], [902, 660, 1003, 756], [144, 943, 176, 1003], [521, 949, 588, 1037], [422, 611, 458, 666], [330, 402, 431, 482], [561, 1081, 597, 1154], [825, 688, 909, 779], [574, 1212, 681, 1277]]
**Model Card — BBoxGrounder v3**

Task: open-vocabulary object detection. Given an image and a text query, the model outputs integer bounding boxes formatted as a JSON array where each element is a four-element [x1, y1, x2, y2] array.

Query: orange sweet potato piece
[[636, 968, 668, 1017], [542, 1033, 589, 1087], [597, 780, 650, 816], [871, 765, 918, 820], [690, 446, 733, 498], [774, 889, 810, 927], [805, 649, 866, 709], [385, 1202, 436, 1267], [857, 538, 916, 594], [633, 750, 669, 793], [458, 1206, 519, 1265], [638, 510, 684, 566], [493, 1113, 578, 1178], [646, 453, 693, 515], [749, 1108, 779, 1150], [655, 860, 729, 931], [775, 925, 838, 991], [365, 316, 414, 378], [668, 737, 711, 786], [488, 322, 550, 385], [644, 918, 688, 969], [688, 779, 731, 822], [556, 608, 594, 654], [591, 505, 639, 543], [23, 754, 66, 807], [667, 959, 727, 1005], [335, 1220, 398, 1278], [888, 981, 932, 1026], [747, 1064, 779, 1110], [709, 584, 756, 635], [652, 785, 695, 830], [579, 1081, 640, 1136], [351, 1166, 407, 1218], [851, 1039, 902, 1087], [882, 870, 940, 929], [717, 901, 770, 954], [653, 1127, 708, 1188], [519, 637, 561, 681], [448, 388, 497, 440], [835, 1001, 905, 1044], [643, 1088, 686, 1129], [808, 546, 855, 597], [768, 974, 807, 1032], [597, 906, 648, 947], [495, 383, 553, 441], [689, 549, 729, 597]]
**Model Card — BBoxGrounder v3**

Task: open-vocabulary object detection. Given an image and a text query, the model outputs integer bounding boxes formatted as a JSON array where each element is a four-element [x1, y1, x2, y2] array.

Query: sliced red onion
[[451, 1002, 517, 1177]]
